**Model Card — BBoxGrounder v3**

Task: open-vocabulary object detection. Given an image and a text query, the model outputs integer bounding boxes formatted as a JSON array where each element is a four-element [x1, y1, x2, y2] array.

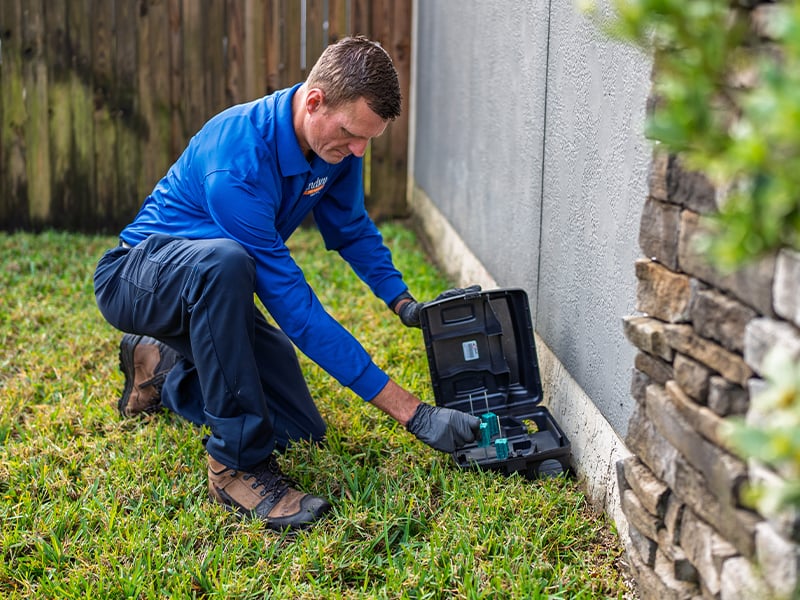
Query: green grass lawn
[[0, 224, 631, 599]]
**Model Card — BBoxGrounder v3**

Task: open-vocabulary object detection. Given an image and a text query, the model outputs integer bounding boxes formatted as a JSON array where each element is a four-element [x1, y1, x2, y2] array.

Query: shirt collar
[[276, 83, 311, 177]]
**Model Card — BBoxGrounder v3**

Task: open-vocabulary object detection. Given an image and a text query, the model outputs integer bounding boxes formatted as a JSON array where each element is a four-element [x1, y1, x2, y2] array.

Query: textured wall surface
[[537, 1, 653, 434], [413, 2, 550, 299], [412, 1, 652, 436]]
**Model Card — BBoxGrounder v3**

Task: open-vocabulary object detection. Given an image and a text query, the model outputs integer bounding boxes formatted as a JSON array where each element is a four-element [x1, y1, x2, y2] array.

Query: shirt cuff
[[349, 361, 390, 401], [376, 277, 410, 309]]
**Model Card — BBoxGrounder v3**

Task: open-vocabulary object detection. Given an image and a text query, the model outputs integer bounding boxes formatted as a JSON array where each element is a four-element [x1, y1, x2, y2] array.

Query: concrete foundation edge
[[408, 182, 632, 540]]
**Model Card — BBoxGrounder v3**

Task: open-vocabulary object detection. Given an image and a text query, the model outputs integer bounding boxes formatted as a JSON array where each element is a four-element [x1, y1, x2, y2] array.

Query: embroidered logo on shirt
[[303, 176, 328, 196]]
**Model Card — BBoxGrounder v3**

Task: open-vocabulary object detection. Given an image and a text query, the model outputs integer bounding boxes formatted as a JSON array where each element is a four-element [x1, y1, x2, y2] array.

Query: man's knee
[[199, 239, 256, 288]]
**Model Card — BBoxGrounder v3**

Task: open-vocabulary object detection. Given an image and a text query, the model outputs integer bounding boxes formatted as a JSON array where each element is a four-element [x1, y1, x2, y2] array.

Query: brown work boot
[[118, 334, 180, 418], [207, 453, 332, 531]]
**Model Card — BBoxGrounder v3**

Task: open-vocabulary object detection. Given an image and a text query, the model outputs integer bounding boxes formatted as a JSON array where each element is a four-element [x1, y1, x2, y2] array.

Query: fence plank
[[205, 0, 227, 112], [92, 0, 117, 223], [350, 0, 370, 35], [181, 0, 204, 137], [115, 0, 142, 225], [226, 0, 245, 104], [137, 0, 173, 207], [22, 0, 51, 223], [352, 0, 411, 218], [328, 0, 351, 42], [283, 0, 302, 85], [374, 0, 411, 218], [0, 0, 28, 226], [0, 0, 410, 229], [244, 0, 267, 100], [67, 0, 97, 227], [305, 0, 325, 73], [45, 0, 73, 223], [168, 0, 184, 155], [264, 0, 283, 93]]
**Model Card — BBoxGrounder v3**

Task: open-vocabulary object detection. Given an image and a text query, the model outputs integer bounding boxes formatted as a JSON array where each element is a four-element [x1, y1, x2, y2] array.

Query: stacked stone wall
[[618, 3, 800, 596], [621, 144, 800, 598]]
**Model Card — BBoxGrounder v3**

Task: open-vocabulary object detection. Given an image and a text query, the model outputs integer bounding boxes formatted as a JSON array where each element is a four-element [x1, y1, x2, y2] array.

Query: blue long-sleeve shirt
[[120, 84, 408, 400]]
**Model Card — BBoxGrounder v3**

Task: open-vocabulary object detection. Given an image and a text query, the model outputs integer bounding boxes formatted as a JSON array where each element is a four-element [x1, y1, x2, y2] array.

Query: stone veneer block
[[639, 197, 681, 269], [678, 210, 776, 316], [623, 455, 670, 518], [635, 351, 674, 385], [747, 460, 800, 542], [666, 155, 718, 214], [631, 368, 651, 405], [657, 528, 699, 583], [649, 150, 669, 202], [680, 508, 739, 597], [707, 376, 749, 417], [665, 380, 730, 450], [719, 556, 771, 600], [626, 400, 680, 487], [774, 248, 800, 328], [622, 488, 661, 541], [656, 550, 703, 599], [616, 456, 631, 493], [673, 353, 711, 404], [623, 316, 674, 361], [647, 384, 746, 509], [627, 543, 701, 600], [747, 377, 769, 405], [691, 288, 757, 354], [745, 378, 776, 433], [645, 385, 759, 558], [744, 317, 800, 376], [756, 521, 800, 600], [672, 453, 758, 558], [635, 259, 694, 322], [663, 494, 685, 546], [663, 323, 753, 387], [751, 4, 783, 41], [629, 523, 658, 567]]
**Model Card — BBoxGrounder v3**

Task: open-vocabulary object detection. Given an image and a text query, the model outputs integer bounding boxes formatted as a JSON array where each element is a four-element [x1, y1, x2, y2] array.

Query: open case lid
[[419, 288, 543, 415]]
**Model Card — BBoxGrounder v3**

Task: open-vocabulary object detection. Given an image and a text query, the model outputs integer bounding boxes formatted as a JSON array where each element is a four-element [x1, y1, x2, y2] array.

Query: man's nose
[[349, 139, 369, 158]]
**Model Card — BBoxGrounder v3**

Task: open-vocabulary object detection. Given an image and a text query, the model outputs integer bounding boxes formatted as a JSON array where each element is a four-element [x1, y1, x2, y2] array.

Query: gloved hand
[[395, 285, 483, 328], [406, 402, 481, 453]]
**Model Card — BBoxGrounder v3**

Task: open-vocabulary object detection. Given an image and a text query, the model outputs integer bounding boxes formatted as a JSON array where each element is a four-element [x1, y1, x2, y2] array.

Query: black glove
[[406, 403, 481, 453], [397, 296, 423, 328], [393, 285, 483, 329]]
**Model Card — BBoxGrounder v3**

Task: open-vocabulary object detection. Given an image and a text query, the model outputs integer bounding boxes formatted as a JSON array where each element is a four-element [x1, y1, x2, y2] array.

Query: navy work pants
[[94, 234, 326, 470]]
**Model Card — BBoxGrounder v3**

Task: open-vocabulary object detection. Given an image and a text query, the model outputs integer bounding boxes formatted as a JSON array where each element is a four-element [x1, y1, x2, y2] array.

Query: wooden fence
[[0, 0, 411, 232]]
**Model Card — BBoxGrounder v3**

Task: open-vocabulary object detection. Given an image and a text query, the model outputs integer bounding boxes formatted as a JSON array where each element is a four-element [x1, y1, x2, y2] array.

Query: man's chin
[[321, 151, 347, 164]]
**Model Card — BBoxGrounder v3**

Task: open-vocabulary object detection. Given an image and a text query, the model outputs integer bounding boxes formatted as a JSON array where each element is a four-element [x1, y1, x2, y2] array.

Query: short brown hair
[[306, 35, 402, 121]]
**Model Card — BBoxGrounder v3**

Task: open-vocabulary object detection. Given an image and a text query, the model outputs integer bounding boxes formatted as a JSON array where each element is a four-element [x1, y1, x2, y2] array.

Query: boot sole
[[118, 333, 163, 418], [209, 485, 331, 531], [118, 334, 141, 417]]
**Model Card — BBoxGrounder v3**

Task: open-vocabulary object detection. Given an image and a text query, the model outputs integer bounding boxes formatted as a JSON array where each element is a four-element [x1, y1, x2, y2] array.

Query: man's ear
[[306, 88, 325, 113]]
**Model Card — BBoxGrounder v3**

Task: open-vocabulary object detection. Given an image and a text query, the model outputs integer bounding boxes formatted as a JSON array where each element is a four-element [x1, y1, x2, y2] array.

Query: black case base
[[420, 288, 571, 479]]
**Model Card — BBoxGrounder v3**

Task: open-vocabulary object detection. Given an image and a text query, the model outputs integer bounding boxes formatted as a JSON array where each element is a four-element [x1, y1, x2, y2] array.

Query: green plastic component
[[481, 412, 500, 438], [478, 422, 491, 447], [494, 438, 509, 460]]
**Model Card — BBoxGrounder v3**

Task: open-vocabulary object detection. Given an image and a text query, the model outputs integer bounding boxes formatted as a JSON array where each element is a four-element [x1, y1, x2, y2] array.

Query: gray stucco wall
[[413, 2, 550, 299], [411, 1, 652, 436]]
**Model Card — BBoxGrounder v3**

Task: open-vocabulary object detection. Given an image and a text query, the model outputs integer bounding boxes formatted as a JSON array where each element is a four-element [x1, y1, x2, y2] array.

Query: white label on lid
[[462, 340, 479, 361]]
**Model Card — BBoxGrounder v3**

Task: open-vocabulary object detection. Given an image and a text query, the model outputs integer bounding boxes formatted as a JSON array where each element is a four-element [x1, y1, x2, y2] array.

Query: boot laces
[[135, 344, 178, 390], [137, 370, 168, 391], [243, 456, 291, 499]]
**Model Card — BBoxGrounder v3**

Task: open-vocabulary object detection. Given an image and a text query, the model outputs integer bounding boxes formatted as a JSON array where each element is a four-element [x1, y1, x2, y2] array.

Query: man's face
[[305, 92, 388, 164]]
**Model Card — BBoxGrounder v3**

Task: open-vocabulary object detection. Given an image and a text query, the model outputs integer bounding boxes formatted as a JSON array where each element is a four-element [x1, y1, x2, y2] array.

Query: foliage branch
[[593, 0, 800, 516], [599, 0, 800, 266]]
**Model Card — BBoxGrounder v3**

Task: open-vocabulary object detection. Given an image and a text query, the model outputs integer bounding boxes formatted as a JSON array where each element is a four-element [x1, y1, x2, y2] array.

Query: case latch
[[463, 287, 481, 300]]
